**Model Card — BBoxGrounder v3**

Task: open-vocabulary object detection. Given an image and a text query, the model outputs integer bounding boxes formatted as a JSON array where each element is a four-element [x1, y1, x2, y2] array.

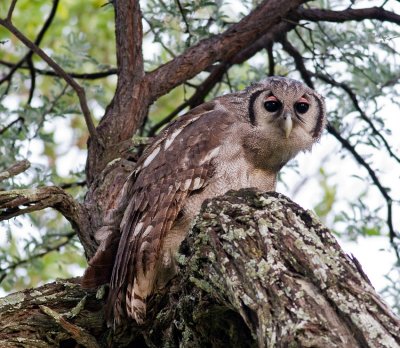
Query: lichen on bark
[[0, 190, 399, 347]]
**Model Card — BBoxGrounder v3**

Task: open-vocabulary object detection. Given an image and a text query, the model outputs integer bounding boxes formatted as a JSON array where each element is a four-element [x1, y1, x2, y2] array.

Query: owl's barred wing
[[108, 102, 234, 324]]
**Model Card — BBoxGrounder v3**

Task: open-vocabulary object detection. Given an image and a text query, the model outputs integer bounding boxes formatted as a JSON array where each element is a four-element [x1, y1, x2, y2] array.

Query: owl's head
[[245, 76, 326, 142], [239, 76, 327, 170]]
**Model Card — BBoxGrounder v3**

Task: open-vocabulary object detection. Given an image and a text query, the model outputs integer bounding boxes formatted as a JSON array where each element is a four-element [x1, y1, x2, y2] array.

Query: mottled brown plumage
[[82, 76, 326, 325]]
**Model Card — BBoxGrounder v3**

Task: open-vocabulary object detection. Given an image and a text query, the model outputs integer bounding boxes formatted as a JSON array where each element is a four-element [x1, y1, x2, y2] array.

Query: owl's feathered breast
[[109, 101, 236, 323]]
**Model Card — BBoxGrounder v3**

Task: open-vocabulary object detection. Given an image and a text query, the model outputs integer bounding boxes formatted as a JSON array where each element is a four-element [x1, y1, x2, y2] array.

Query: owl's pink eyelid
[[298, 97, 309, 104], [265, 96, 278, 101]]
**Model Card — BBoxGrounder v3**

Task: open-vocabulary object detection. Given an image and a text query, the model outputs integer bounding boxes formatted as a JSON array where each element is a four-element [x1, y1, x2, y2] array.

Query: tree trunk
[[1, 190, 399, 347]]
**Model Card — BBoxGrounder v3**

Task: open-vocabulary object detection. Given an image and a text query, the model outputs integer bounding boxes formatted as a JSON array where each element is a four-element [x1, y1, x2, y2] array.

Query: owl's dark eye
[[294, 102, 310, 114], [264, 100, 282, 113]]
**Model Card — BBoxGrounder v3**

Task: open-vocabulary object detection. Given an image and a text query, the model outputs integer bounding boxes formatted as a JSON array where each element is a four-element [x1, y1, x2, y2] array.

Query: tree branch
[[148, 21, 295, 135], [291, 6, 400, 25], [0, 159, 30, 182], [0, 60, 117, 79], [0, 186, 79, 221], [113, 0, 144, 95], [0, 11, 102, 147], [0, 185, 96, 258], [145, 0, 306, 103], [314, 72, 400, 163], [0, 0, 59, 106], [280, 39, 399, 255], [2, 191, 400, 347]]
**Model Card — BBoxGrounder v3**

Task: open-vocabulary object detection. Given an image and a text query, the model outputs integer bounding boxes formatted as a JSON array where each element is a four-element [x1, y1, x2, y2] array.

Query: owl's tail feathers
[[105, 284, 147, 327], [81, 231, 120, 288], [105, 289, 128, 328], [126, 292, 147, 325]]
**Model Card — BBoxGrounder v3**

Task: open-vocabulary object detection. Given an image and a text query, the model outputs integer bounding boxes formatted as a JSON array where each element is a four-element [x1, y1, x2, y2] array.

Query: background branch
[[0, 0, 60, 106], [0, 60, 117, 79], [0, 14, 101, 146], [0, 231, 75, 285], [292, 6, 400, 24], [281, 38, 399, 256], [314, 72, 400, 163], [0, 160, 30, 183]]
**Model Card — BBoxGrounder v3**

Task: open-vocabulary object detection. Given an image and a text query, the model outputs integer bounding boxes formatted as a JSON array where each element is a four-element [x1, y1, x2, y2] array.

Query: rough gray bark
[[1, 190, 399, 347]]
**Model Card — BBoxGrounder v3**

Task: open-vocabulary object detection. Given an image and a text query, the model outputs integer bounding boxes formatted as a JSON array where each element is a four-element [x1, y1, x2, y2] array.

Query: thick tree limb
[[149, 21, 295, 135], [292, 6, 400, 25], [1, 191, 399, 347], [145, 0, 306, 103], [0, 279, 104, 348], [114, 0, 144, 91], [0, 185, 96, 257]]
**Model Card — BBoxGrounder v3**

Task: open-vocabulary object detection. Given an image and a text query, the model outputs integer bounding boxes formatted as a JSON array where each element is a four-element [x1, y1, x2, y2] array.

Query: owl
[[82, 76, 326, 325]]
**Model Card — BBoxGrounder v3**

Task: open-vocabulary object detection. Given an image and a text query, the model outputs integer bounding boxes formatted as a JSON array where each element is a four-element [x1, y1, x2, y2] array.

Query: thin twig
[[143, 17, 176, 58], [327, 124, 399, 257], [266, 42, 275, 76], [0, 60, 117, 79], [175, 0, 192, 44], [314, 72, 400, 163], [0, 160, 30, 182], [0, 232, 75, 284], [6, 0, 18, 21], [59, 180, 87, 189], [281, 37, 399, 257], [280, 35, 314, 88], [0, 116, 24, 135], [33, 83, 69, 139], [0, 18, 102, 147], [27, 58, 36, 104]]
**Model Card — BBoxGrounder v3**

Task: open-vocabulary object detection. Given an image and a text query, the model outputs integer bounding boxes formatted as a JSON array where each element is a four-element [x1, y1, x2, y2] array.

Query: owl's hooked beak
[[282, 112, 293, 139]]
